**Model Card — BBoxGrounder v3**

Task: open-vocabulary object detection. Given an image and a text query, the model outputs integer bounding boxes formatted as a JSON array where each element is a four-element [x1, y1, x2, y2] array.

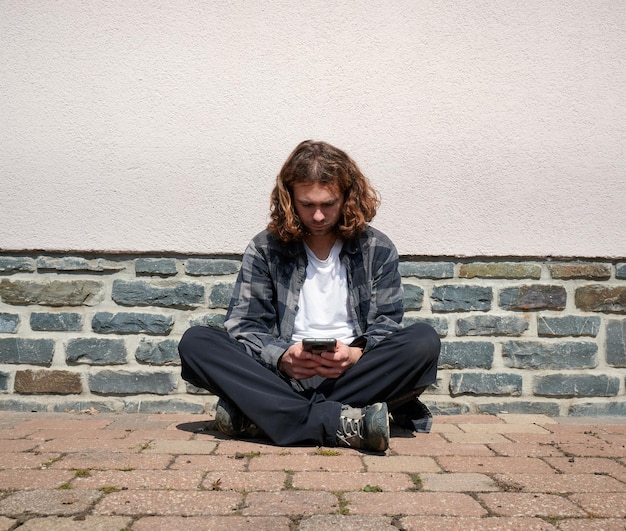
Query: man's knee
[[178, 325, 223, 360], [404, 322, 441, 362]]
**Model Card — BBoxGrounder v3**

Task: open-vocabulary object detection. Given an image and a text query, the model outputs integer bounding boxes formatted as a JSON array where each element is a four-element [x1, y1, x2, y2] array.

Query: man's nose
[[313, 209, 325, 221]]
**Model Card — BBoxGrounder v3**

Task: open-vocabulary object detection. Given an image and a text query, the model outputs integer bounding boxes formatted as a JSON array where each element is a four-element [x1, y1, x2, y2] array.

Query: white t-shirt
[[291, 240, 356, 344]]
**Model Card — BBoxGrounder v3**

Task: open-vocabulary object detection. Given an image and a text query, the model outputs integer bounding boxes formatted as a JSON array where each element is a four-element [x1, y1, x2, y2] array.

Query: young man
[[178, 140, 440, 452]]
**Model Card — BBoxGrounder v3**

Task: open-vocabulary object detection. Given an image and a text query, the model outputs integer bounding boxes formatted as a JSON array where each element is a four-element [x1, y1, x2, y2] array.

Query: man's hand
[[278, 341, 363, 380]]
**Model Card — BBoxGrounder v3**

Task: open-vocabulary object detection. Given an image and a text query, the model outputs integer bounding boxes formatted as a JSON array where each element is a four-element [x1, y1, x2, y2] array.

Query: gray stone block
[[403, 316, 448, 337], [476, 401, 561, 416], [0, 257, 35, 274], [533, 374, 620, 397], [449, 373, 522, 396], [36, 256, 125, 273], [499, 285, 566, 311], [65, 338, 127, 365], [616, 263, 626, 279], [439, 341, 494, 369], [189, 313, 227, 329], [537, 315, 601, 337], [424, 401, 471, 415], [185, 382, 212, 394], [502, 341, 598, 370], [112, 280, 204, 309], [402, 283, 423, 311], [208, 282, 235, 309], [0, 313, 19, 333], [52, 400, 118, 413], [88, 370, 177, 395], [0, 338, 54, 365], [606, 319, 626, 367], [135, 258, 178, 277], [431, 285, 492, 312], [0, 279, 104, 306], [0, 399, 49, 412], [135, 339, 180, 365], [399, 261, 454, 279], [456, 315, 529, 336], [123, 399, 205, 413], [30, 312, 82, 332], [186, 258, 240, 276], [0, 371, 9, 391], [91, 312, 174, 335], [568, 401, 626, 417]]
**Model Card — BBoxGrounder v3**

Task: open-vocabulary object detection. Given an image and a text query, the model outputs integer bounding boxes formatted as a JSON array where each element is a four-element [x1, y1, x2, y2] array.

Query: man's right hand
[[278, 343, 326, 380]]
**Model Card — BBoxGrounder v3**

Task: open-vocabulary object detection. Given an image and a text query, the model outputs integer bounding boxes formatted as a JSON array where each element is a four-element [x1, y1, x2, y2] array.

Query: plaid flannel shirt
[[224, 225, 404, 372]]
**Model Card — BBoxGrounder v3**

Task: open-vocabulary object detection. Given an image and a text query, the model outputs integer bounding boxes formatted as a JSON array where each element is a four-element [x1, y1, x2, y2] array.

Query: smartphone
[[302, 338, 337, 354]]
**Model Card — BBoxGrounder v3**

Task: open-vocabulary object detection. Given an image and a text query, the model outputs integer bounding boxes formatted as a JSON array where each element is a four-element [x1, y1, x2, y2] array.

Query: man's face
[[292, 182, 344, 238]]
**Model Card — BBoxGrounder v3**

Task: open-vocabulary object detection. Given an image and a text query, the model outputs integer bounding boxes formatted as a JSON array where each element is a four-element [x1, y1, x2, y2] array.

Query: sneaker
[[390, 398, 433, 433], [214, 397, 266, 439], [336, 402, 389, 451]]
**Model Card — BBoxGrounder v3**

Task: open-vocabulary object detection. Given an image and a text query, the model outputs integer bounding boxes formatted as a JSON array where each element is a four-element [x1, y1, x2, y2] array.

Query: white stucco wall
[[1, 1, 625, 257]]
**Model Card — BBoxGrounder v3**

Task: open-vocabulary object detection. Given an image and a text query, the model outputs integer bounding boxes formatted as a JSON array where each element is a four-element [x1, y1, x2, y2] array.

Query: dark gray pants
[[178, 323, 440, 446]]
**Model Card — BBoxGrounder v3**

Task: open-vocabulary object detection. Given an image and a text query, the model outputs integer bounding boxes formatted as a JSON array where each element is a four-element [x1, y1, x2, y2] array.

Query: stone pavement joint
[[0, 411, 625, 529]]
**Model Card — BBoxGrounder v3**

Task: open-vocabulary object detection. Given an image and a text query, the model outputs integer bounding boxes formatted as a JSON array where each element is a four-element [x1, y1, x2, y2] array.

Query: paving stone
[[170, 455, 247, 472], [567, 493, 626, 517], [49, 451, 173, 471], [390, 437, 495, 457], [95, 490, 242, 516], [362, 455, 442, 473], [242, 491, 338, 516], [557, 442, 626, 458], [486, 443, 565, 457], [16, 516, 133, 530], [35, 437, 146, 453], [144, 439, 218, 454], [72, 469, 205, 490], [0, 469, 75, 490], [344, 491, 487, 516], [0, 517, 16, 531], [497, 413, 557, 424], [133, 516, 292, 531], [214, 439, 315, 455], [543, 456, 626, 475], [440, 432, 512, 444], [556, 518, 626, 530], [0, 489, 102, 517], [28, 428, 130, 441], [421, 473, 499, 492], [202, 470, 286, 492], [0, 452, 62, 469], [292, 471, 415, 491], [494, 473, 625, 493], [248, 454, 364, 472], [298, 514, 397, 530], [123, 429, 194, 443], [400, 516, 557, 530], [477, 492, 587, 517], [437, 456, 555, 474], [456, 423, 550, 434], [0, 439, 39, 452]]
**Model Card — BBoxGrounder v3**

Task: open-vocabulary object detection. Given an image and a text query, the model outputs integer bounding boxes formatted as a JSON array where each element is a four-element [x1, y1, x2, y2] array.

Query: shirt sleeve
[[351, 237, 404, 353], [223, 239, 291, 371]]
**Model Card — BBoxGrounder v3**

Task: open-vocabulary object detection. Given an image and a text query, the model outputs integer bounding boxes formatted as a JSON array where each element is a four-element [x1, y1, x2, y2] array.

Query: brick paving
[[0, 411, 625, 530]]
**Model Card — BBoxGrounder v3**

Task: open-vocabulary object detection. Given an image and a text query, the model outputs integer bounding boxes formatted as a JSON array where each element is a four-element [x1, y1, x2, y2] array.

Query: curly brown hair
[[268, 140, 380, 242]]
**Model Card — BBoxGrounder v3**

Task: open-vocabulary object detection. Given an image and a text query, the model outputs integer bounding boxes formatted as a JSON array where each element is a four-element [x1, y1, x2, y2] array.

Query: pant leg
[[315, 322, 440, 407], [178, 326, 341, 446]]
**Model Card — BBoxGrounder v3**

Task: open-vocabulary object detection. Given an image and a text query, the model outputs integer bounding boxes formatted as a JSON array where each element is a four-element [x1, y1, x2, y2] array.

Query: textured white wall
[[1, 1, 625, 257]]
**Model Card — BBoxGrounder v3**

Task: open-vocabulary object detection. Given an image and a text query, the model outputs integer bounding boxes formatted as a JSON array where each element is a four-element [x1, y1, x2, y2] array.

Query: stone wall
[[1, 254, 625, 416]]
